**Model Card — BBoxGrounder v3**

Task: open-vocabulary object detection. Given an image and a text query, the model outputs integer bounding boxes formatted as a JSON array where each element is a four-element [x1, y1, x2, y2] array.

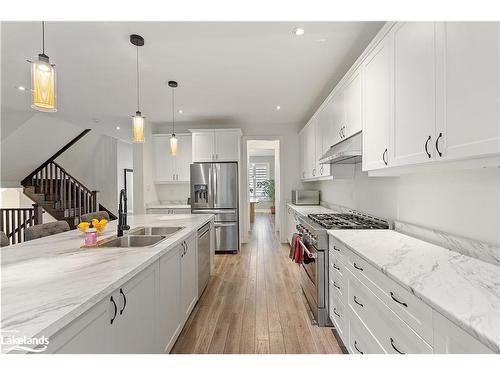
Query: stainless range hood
[[319, 131, 362, 164]]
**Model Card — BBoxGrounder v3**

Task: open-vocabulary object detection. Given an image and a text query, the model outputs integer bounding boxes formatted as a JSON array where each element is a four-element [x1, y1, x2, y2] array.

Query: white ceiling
[[1, 21, 383, 141]]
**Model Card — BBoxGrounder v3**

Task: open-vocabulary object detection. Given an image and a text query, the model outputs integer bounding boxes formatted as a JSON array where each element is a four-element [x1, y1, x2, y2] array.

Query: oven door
[[299, 239, 320, 319]]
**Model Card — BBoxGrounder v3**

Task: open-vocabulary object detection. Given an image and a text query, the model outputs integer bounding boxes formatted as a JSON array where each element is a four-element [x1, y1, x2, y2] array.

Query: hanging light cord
[[42, 21, 45, 55], [136, 46, 140, 113], [171, 87, 175, 135]]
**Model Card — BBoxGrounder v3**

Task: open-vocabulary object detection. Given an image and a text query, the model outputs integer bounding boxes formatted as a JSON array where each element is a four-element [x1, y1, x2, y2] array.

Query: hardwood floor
[[171, 213, 343, 354]]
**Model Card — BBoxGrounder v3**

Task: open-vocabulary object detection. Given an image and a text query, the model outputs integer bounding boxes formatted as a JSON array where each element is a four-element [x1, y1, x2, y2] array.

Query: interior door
[[391, 22, 437, 166], [213, 162, 238, 208]]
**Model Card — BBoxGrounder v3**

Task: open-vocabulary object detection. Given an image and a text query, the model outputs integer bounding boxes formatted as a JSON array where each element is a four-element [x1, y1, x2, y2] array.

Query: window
[[249, 163, 269, 198]]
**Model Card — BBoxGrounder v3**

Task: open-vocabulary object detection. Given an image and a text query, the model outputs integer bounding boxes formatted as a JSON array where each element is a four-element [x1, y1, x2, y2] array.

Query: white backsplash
[[154, 183, 190, 204]]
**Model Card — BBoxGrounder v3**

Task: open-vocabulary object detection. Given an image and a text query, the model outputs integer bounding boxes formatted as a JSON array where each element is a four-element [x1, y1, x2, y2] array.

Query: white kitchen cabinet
[[438, 22, 500, 162], [301, 121, 317, 179], [391, 22, 438, 167], [342, 69, 363, 139], [192, 131, 215, 162], [153, 134, 192, 182], [159, 245, 182, 353], [46, 298, 115, 354], [146, 207, 191, 215], [114, 262, 160, 354], [315, 110, 331, 178], [181, 234, 198, 320], [191, 129, 241, 162], [433, 311, 494, 354], [299, 129, 306, 180], [362, 36, 393, 171]]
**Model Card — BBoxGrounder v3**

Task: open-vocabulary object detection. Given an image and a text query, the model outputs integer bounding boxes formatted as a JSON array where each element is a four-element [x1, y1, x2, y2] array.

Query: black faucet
[[117, 188, 130, 237]]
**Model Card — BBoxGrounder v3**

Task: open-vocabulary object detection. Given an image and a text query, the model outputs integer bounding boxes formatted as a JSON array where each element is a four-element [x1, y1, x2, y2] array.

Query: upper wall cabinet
[[438, 22, 500, 161], [362, 35, 393, 171], [191, 129, 241, 163], [342, 69, 363, 139], [153, 134, 192, 183], [362, 22, 500, 172], [391, 22, 438, 167]]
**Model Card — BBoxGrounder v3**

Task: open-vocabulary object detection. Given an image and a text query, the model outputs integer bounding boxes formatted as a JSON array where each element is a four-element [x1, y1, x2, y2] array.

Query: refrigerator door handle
[[213, 163, 218, 208]]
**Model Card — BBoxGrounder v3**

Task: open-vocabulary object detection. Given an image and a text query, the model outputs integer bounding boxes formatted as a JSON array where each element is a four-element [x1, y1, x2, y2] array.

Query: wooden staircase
[[20, 130, 116, 230]]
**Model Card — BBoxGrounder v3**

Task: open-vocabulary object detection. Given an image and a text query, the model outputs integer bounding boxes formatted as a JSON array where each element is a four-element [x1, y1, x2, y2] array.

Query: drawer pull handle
[[390, 292, 408, 308], [119, 288, 127, 315], [333, 264, 340, 271], [353, 296, 364, 307], [353, 262, 363, 271], [354, 340, 363, 354], [333, 308, 341, 317], [333, 245, 341, 252], [390, 338, 405, 354], [334, 282, 341, 290]]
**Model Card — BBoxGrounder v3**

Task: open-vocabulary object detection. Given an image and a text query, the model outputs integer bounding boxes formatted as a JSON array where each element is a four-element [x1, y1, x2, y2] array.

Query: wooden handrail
[[0, 204, 43, 245], [21, 129, 91, 185]]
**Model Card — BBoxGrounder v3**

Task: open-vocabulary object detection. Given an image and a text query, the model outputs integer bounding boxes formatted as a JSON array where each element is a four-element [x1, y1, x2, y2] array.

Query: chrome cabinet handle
[[390, 292, 408, 307], [354, 341, 363, 354], [312, 168, 316, 176], [333, 308, 341, 317], [353, 262, 363, 271], [320, 165, 323, 175], [333, 264, 340, 271], [333, 245, 341, 252], [435, 132, 443, 157], [119, 288, 127, 315], [333, 282, 340, 290], [354, 296, 364, 307], [424, 136, 432, 158], [390, 338, 405, 354], [110, 296, 117, 325]]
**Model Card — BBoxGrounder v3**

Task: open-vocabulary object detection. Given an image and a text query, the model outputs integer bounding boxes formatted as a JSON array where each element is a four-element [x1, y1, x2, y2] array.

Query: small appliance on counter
[[291, 190, 320, 205]]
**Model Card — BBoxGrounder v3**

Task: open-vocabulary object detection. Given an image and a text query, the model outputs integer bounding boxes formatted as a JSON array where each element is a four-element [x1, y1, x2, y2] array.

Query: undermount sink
[[129, 226, 184, 237], [96, 235, 166, 248]]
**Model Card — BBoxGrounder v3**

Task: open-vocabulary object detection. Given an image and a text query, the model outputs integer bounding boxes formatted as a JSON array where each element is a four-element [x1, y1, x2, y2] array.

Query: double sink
[[95, 226, 184, 248]]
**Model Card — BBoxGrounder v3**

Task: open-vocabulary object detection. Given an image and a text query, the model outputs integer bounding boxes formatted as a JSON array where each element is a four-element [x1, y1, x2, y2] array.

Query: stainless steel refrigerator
[[190, 162, 239, 253]]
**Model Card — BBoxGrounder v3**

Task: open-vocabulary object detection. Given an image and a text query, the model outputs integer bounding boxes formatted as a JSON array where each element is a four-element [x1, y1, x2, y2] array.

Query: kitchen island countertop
[[1, 214, 213, 353]]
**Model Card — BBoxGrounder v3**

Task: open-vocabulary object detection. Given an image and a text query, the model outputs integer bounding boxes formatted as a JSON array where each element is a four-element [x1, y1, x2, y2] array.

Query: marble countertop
[[327, 229, 500, 352], [1, 214, 213, 353], [287, 202, 338, 216]]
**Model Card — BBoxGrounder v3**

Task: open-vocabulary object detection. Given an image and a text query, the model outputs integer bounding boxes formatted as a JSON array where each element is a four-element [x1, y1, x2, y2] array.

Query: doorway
[[243, 139, 281, 242]]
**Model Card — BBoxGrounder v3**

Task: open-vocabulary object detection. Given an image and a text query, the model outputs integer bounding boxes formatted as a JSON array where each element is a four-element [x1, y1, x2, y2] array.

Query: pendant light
[[130, 34, 145, 143], [29, 21, 57, 112], [168, 80, 178, 156]]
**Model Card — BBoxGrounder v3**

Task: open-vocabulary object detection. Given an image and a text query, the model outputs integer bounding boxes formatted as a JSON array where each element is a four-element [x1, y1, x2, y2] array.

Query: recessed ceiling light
[[293, 28, 305, 36], [178, 109, 183, 114], [116, 126, 121, 130], [16, 85, 26, 91], [276, 105, 281, 111]]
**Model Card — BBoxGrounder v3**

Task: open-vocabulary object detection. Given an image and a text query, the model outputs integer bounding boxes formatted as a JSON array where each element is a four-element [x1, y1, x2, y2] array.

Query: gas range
[[297, 210, 390, 250]]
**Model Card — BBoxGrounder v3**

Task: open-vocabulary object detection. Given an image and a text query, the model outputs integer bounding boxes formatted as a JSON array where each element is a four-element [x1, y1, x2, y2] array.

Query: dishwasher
[[197, 222, 211, 297]]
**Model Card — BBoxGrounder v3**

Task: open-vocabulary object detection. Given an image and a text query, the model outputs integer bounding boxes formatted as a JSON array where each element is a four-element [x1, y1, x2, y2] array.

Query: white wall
[[1, 114, 83, 187], [117, 140, 134, 212], [306, 164, 500, 246], [133, 122, 158, 214], [55, 131, 119, 215]]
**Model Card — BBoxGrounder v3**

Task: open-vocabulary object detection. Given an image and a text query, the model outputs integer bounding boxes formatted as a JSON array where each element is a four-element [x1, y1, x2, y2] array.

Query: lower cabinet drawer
[[329, 236, 348, 265], [348, 307, 385, 354], [331, 270, 347, 307], [348, 270, 432, 354], [345, 246, 433, 344], [329, 281, 347, 341]]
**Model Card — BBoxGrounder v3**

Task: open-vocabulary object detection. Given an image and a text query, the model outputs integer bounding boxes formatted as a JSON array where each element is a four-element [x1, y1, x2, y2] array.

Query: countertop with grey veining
[[327, 229, 500, 352], [287, 202, 338, 216], [1, 214, 213, 353]]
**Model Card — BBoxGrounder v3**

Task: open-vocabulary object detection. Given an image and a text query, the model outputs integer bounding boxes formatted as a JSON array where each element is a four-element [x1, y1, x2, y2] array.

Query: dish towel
[[292, 235, 304, 264], [289, 233, 299, 259]]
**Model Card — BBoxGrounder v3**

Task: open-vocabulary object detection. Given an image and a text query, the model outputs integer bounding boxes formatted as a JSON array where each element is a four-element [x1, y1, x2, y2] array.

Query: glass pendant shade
[[132, 112, 145, 143], [170, 134, 178, 156], [31, 55, 56, 112]]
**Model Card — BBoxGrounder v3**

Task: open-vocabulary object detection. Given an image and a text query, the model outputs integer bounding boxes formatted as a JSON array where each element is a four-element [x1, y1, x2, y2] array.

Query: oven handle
[[298, 239, 317, 259]]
